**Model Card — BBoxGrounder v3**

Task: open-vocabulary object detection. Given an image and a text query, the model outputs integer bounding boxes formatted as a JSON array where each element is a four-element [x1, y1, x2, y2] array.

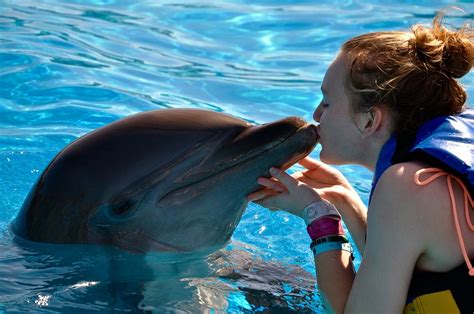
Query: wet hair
[[341, 14, 473, 135]]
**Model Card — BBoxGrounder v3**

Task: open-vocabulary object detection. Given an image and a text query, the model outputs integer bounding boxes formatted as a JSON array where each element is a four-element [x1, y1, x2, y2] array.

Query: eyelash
[[321, 101, 329, 108]]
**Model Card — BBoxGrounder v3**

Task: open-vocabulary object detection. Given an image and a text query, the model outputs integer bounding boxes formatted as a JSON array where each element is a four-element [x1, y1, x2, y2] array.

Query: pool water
[[1, 0, 473, 312]]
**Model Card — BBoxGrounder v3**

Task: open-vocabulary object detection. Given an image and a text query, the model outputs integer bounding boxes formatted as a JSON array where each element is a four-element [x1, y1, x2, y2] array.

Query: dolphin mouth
[[149, 121, 317, 251], [157, 121, 318, 204]]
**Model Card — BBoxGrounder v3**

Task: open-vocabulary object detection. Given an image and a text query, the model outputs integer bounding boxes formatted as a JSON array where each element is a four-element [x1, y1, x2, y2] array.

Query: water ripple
[[1, 0, 473, 312]]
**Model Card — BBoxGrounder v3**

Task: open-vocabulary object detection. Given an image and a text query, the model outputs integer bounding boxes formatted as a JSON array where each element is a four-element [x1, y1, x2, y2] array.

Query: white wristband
[[302, 200, 340, 226]]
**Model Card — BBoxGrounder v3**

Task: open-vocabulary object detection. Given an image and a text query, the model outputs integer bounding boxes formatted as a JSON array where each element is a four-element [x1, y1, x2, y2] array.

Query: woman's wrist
[[291, 194, 327, 219], [305, 213, 355, 261], [302, 199, 341, 225]]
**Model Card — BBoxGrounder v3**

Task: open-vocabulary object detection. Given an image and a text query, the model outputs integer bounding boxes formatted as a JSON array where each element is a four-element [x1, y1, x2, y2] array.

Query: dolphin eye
[[111, 200, 133, 216]]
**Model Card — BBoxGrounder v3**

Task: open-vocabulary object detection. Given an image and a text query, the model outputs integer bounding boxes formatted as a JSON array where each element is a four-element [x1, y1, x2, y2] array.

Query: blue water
[[1, 0, 473, 312]]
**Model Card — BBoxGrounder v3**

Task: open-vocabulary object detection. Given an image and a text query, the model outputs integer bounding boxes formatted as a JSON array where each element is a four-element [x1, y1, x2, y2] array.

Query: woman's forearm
[[334, 191, 368, 253], [315, 250, 355, 314]]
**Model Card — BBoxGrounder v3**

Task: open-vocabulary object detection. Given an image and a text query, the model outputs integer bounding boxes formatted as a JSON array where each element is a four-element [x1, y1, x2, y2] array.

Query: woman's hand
[[246, 167, 322, 218], [247, 157, 357, 216], [248, 156, 368, 250], [294, 157, 357, 209]]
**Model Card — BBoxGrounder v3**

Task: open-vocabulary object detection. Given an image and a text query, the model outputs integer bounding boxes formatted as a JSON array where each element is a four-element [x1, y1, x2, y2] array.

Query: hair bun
[[411, 16, 473, 78], [443, 35, 474, 78]]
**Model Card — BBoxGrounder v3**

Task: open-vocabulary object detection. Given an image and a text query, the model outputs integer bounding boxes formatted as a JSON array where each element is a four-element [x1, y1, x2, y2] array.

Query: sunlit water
[[1, 0, 473, 312]]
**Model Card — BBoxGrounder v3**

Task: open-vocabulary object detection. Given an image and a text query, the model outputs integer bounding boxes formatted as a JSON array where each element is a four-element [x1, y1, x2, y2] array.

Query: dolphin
[[13, 109, 318, 252]]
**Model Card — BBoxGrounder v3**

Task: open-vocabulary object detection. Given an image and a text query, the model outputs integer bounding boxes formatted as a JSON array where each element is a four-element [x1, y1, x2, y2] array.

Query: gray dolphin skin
[[14, 109, 318, 252]]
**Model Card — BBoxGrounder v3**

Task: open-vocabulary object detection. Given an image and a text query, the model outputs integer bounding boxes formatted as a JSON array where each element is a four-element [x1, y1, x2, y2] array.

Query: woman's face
[[313, 53, 365, 165]]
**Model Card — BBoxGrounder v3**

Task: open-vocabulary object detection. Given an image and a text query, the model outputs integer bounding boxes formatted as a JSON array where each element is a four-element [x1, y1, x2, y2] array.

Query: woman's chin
[[319, 151, 331, 164]]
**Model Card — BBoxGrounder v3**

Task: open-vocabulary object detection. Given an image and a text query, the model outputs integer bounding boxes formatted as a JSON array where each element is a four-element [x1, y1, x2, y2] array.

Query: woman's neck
[[359, 133, 392, 172]]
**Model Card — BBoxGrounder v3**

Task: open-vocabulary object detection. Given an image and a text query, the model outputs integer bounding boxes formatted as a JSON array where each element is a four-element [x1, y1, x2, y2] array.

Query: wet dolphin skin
[[14, 109, 318, 252]]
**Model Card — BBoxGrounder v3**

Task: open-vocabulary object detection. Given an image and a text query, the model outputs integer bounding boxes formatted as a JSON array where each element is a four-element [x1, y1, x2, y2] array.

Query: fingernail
[[269, 167, 277, 175]]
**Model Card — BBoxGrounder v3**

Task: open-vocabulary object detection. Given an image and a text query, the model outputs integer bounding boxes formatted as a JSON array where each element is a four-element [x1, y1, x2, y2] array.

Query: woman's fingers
[[253, 194, 284, 210], [246, 188, 276, 202], [298, 156, 324, 170], [297, 174, 324, 188], [269, 167, 299, 190], [298, 158, 336, 180], [298, 158, 348, 185], [247, 168, 296, 201], [257, 177, 287, 192], [247, 190, 287, 211], [246, 169, 291, 202], [248, 167, 325, 216]]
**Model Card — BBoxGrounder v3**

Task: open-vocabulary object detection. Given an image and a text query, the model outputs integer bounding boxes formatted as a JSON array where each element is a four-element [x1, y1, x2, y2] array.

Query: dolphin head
[[15, 109, 318, 252]]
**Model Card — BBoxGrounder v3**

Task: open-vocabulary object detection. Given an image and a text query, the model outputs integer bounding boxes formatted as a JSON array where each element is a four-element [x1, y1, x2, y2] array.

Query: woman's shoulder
[[373, 161, 450, 205], [369, 161, 450, 245], [371, 161, 471, 271], [374, 161, 446, 202]]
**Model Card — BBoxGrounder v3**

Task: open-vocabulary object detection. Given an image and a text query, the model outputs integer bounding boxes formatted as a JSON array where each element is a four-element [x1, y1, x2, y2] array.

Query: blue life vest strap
[[370, 109, 474, 204]]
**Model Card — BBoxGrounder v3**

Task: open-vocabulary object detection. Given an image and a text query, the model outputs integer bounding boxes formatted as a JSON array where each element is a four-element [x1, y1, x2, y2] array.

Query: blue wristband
[[311, 241, 354, 260]]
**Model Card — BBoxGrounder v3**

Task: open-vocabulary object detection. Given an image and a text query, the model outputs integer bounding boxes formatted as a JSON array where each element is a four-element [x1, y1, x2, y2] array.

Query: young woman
[[247, 16, 474, 313]]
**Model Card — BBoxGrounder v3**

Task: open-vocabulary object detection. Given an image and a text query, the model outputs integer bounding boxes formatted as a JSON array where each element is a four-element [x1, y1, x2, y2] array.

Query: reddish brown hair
[[341, 14, 473, 135]]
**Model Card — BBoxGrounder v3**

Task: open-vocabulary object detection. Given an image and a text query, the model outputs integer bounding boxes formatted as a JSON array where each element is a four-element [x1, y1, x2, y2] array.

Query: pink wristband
[[306, 216, 344, 241]]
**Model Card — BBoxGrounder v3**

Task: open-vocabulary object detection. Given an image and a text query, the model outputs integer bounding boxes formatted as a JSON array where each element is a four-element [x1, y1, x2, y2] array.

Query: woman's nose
[[313, 103, 323, 122]]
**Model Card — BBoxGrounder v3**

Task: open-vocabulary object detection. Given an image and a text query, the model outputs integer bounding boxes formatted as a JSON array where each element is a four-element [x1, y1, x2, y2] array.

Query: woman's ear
[[360, 106, 384, 138]]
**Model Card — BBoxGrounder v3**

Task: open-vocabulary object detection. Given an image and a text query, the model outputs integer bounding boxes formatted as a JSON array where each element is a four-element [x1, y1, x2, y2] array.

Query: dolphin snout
[[307, 123, 319, 142], [280, 116, 307, 129]]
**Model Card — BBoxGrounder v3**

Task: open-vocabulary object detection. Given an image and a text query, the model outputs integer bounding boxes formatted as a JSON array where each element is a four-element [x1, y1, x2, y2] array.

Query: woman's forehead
[[322, 54, 350, 94]]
